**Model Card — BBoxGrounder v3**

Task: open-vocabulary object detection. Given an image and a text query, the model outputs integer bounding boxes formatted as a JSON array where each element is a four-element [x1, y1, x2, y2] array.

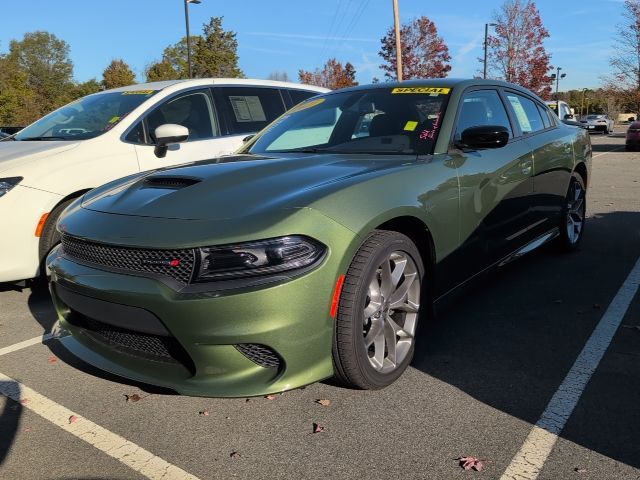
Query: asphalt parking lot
[[1, 130, 639, 480]]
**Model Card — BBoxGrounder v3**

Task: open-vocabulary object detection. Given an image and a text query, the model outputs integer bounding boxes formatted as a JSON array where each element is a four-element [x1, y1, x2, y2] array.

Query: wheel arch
[[573, 161, 588, 187]]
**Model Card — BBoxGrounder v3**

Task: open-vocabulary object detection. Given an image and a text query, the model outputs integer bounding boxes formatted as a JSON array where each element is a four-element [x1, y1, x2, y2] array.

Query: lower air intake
[[235, 343, 282, 369]]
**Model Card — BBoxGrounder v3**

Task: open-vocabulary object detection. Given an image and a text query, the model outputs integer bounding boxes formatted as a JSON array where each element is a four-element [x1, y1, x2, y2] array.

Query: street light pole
[[393, 0, 403, 81], [580, 88, 587, 119], [184, 0, 201, 79], [554, 67, 561, 101], [483, 23, 496, 79]]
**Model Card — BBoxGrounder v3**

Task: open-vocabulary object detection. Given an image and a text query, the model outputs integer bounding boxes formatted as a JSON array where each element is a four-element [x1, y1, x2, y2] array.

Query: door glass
[[219, 87, 286, 135], [536, 104, 551, 128], [289, 89, 320, 106], [506, 93, 545, 134], [455, 90, 512, 138], [146, 91, 217, 142]]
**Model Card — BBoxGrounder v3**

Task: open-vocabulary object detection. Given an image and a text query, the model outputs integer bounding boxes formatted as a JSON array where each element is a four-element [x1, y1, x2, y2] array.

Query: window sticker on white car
[[229, 96, 267, 122], [122, 90, 157, 95], [507, 96, 532, 132]]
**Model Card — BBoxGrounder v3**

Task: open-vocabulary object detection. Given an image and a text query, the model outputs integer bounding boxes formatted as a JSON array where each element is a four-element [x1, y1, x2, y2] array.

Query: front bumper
[[583, 124, 607, 132], [47, 211, 359, 397]]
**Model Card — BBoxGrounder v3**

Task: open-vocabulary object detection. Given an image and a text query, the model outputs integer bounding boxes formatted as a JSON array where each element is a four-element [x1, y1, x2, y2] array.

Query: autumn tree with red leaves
[[379, 16, 451, 80], [606, 0, 640, 115], [298, 58, 358, 90], [486, 0, 553, 99]]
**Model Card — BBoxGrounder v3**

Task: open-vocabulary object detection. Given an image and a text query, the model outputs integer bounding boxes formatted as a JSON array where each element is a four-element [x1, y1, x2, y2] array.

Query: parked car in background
[[580, 114, 614, 134], [47, 79, 591, 396], [545, 100, 575, 122], [0, 79, 328, 283], [625, 121, 640, 150], [0, 126, 25, 136]]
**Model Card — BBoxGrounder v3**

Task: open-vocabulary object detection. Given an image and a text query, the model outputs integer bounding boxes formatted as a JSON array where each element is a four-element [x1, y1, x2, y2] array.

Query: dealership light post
[[393, 0, 403, 81], [184, 0, 201, 79], [550, 66, 566, 103], [580, 88, 587, 119], [483, 23, 496, 79]]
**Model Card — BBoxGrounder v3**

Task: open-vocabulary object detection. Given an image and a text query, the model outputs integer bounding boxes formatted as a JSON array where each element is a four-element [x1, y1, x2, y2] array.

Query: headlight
[[0, 177, 23, 198], [194, 235, 326, 282]]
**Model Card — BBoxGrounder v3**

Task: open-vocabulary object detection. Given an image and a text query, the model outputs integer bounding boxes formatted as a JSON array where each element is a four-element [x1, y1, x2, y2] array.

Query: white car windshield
[[14, 90, 159, 141]]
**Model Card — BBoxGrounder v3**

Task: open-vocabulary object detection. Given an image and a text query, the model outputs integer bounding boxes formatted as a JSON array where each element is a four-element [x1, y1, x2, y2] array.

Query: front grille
[[61, 235, 195, 284], [68, 312, 193, 369], [235, 343, 282, 369]]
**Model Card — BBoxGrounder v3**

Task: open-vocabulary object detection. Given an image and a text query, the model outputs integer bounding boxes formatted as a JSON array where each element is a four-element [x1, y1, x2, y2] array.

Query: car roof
[[103, 78, 330, 95], [327, 78, 546, 102]]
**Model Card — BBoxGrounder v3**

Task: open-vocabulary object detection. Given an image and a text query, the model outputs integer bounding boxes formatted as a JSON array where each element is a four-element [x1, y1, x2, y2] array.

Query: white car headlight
[[0, 177, 23, 198]]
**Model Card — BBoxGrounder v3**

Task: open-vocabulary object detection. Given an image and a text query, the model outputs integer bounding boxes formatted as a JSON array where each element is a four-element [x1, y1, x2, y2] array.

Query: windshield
[[244, 87, 450, 156], [548, 104, 558, 114], [586, 115, 601, 120], [15, 90, 159, 141]]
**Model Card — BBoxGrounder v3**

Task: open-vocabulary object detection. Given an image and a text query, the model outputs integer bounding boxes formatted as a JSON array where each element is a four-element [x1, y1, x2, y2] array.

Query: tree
[[606, 0, 640, 115], [102, 59, 136, 89], [71, 79, 102, 98], [6, 31, 74, 118], [192, 17, 243, 78], [162, 36, 201, 78], [146, 60, 180, 82], [486, 0, 553, 98], [298, 58, 358, 89], [0, 54, 38, 125], [267, 71, 290, 82], [379, 16, 451, 80]]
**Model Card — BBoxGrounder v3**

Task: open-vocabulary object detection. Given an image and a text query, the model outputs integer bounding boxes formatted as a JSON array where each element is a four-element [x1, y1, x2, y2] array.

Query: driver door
[[133, 89, 224, 172]]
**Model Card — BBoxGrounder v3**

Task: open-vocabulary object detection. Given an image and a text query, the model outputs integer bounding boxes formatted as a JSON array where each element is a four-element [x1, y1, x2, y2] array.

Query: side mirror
[[564, 114, 573, 120], [242, 134, 255, 143], [154, 124, 189, 158], [458, 125, 509, 150]]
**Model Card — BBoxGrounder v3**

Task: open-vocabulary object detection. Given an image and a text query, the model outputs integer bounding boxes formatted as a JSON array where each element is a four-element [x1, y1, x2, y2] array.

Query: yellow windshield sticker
[[121, 90, 156, 95], [289, 97, 325, 113], [392, 87, 451, 95], [403, 121, 418, 131], [108, 116, 120, 124]]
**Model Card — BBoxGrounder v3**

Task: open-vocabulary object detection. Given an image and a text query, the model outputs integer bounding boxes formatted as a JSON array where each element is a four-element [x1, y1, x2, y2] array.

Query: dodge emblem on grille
[[140, 258, 181, 267]]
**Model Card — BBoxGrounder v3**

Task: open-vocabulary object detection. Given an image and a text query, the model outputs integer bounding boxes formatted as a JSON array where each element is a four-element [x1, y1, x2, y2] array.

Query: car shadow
[[412, 210, 640, 469], [0, 380, 22, 465], [591, 142, 625, 152]]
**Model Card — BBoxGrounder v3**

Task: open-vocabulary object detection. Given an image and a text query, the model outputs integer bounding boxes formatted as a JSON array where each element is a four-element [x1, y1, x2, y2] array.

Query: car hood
[[0, 140, 81, 175], [81, 153, 414, 221]]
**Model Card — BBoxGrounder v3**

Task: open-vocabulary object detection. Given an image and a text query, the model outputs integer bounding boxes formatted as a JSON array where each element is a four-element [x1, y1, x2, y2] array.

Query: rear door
[[504, 92, 573, 238], [451, 87, 534, 277]]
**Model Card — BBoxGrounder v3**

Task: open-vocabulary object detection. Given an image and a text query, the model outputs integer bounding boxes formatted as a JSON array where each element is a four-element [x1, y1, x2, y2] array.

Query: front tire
[[38, 199, 74, 275], [556, 172, 586, 252], [332, 230, 425, 390]]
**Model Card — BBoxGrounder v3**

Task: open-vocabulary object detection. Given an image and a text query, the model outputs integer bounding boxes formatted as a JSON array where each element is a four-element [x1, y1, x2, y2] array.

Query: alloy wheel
[[362, 251, 421, 373], [566, 179, 585, 244]]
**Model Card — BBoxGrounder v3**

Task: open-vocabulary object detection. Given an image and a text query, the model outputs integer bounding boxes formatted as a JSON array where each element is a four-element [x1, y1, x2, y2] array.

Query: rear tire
[[332, 230, 425, 390], [38, 198, 74, 276], [555, 172, 586, 252]]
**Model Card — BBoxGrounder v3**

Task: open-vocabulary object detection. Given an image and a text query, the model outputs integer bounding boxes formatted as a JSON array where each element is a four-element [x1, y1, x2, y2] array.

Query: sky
[[0, 0, 624, 91]]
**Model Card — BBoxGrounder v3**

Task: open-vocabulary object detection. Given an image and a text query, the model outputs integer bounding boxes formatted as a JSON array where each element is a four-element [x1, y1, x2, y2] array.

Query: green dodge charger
[[47, 79, 591, 397]]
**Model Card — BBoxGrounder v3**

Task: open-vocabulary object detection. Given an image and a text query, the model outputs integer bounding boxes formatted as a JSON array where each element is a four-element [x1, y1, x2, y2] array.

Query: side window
[[146, 91, 217, 142], [218, 87, 286, 135], [506, 93, 545, 134], [455, 89, 513, 139], [536, 104, 552, 129], [289, 89, 319, 106]]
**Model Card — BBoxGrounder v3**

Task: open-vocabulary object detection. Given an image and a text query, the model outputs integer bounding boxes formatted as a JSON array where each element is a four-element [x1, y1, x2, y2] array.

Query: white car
[[0, 78, 328, 283], [579, 114, 615, 134]]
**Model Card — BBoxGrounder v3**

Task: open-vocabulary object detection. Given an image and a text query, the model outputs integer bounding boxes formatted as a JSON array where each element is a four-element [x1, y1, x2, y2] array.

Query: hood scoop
[[142, 176, 201, 190]]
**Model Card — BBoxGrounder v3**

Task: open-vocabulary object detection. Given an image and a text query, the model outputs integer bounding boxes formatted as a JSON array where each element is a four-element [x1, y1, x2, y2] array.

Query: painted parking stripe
[[500, 255, 640, 480], [0, 372, 201, 480], [0, 333, 56, 357]]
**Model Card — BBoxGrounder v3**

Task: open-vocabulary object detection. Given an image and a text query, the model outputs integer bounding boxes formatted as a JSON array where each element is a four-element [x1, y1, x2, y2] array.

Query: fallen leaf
[[68, 415, 78, 424], [230, 451, 241, 459], [24, 427, 32, 432], [316, 399, 331, 406], [457, 456, 486, 472], [47, 355, 58, 364], [313, 422, 325, 433], [574, 467, 587, 473], [124, 394, 143, 403], [198, 410, 209, 416], [245, 398, 251, 403], [20, 398, 29, 405], [265, 395, 276, 400]]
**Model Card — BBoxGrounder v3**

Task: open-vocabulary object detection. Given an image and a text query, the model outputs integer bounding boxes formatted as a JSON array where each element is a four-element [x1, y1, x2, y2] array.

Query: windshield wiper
[[269, 147, 330, 153], [18, 136, 68, 141]]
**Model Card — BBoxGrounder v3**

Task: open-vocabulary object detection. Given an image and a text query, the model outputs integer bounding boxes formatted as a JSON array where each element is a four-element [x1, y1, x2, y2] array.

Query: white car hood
[[0, 141, 81, 175]]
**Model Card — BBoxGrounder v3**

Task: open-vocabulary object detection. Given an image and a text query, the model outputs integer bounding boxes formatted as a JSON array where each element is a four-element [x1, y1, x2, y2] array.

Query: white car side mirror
[[154, 124, 189, 158]]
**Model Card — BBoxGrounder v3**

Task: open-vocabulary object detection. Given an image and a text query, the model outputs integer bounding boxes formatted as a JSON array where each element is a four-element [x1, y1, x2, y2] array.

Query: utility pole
[[580, 88, 587, 119], [483, 23, 496, 79], [184, 0, 202, 79], [393, 0, 403, 81]]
